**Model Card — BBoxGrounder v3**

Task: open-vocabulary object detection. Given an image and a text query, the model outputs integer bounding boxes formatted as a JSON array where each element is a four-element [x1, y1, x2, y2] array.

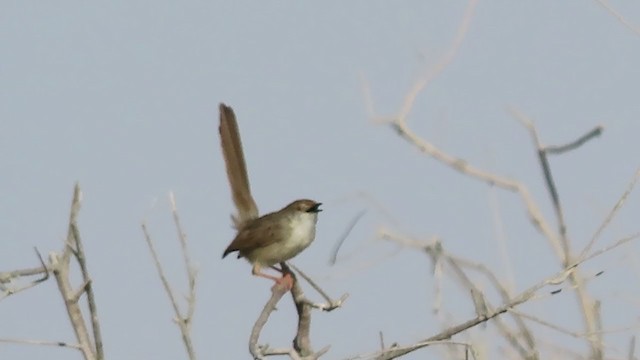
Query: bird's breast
[[287, 213, 317, 248]]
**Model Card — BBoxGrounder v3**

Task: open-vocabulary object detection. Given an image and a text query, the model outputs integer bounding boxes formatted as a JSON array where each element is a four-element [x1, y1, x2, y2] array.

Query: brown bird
[[218, 103, 322, 288]]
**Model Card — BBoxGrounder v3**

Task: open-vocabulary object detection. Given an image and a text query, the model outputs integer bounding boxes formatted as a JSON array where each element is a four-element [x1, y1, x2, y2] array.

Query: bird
[[218, 103, 322, 288]]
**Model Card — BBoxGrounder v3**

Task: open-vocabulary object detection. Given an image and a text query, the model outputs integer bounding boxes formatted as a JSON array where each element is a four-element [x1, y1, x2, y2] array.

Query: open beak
[[307, 202, 322, 213]]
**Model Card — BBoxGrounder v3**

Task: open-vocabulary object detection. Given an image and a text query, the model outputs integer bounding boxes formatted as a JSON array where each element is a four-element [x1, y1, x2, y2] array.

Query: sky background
[[2, 1, 640, 359]]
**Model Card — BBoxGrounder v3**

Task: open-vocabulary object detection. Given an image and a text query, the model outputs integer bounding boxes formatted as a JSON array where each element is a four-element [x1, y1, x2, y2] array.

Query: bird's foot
[[272, 272, 295, 291]]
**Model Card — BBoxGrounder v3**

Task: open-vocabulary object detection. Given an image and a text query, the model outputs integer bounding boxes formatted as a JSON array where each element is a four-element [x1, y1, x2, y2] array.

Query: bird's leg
[[269, 264, 295, 286], [252, 263, 294, 290], [251, 263, 281, 282]]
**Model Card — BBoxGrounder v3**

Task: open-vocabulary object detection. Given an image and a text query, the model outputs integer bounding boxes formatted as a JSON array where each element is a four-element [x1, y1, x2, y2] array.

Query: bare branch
[[141, 219, 197, 360], [379, 230, 538, 358], [249, 281, 290, 359], [169, 192, 198, 329], [512, 109, 620, 359], [375, 228, 640, 359], [70, 221, 104, 360], [0, 338, 82, 350], [62, 183, 83, 263], [290, 272, 314, 357], [344, 264, 566, 359], [544, 125, 604, 154], [580, 169, 640, 260], [0, 248, 49, 300], [50, 184, 96, 360], [345, 340, 476, 360], [394, 0, 478, 124], [595, 0, 640, 37], [511, 109, 571, 263], [289, 263, 348, 310], [249, 263, 343, 359], [329, 210, 366, 265], [368, 96, 564, 261]]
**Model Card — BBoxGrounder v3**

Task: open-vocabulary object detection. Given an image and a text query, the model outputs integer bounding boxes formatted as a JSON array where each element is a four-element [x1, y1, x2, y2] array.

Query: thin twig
[[62, 183, 82, 263], [288, 263, 348, 310], [70, 222, 103, 360], [580, 169, 640, 259], [141, 221, 197, 360], [512, 109, 570, 263], [329, 210, 366, 265], [583, 233, 640, 264], [514, 110, 611, 359], [0, 248, 49, 300], [380, 229, 538, 358], [377, 229, 640, 359], [594, 0, 640, 37], [345, 340, 476, 360], [169, 192, 199, 336], [367, 90, 564, 260], [0, 338, 82, 349], [394, 0, 478, 123], [544, 125, 603, 154]]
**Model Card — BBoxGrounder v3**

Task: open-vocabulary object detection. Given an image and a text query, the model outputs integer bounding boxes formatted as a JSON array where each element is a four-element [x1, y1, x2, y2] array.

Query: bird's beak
[[307, 202, 322, 213]]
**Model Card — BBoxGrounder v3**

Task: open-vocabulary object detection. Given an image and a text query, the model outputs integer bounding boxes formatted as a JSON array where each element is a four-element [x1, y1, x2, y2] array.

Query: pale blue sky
[[2, 1, 640, 359]]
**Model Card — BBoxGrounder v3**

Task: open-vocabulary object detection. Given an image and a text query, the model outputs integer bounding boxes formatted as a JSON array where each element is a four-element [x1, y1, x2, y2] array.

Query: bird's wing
[[219, 103, 259, 229], [222, 212, 285, 256]]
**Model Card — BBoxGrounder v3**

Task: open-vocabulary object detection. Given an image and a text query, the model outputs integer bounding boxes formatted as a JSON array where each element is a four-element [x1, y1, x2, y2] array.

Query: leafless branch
[[0, 248, 49, 300], [70, 221, 103, 360], [544, 125, 604, 154], [249, 263, 344, 359], [580, 169, 640, 260], [595, 0, 640, 37], [343, 266, 566, 359], [169, 192, 198, 329], [513, 110, 639, 359], [378, 229, 538, 359], [345, 340, 477, 360], [141, 192, 197, 360], [49, 183, 98, 360], [375, 0, 479, 124], [513, 110, 571, 264], [0, 338, 82, 349], [249, 280, 290, 359], [289, 263, 348, 310], [329, 210, 366, 265], [369, 227, 640, 359], [1, 184, 106, 359], [366, 90, 563, 263], [357, 0, 639, 356]]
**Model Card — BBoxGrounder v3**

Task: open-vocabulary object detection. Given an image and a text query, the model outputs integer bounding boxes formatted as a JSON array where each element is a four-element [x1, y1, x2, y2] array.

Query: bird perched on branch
[[218, 103, 322, 289]]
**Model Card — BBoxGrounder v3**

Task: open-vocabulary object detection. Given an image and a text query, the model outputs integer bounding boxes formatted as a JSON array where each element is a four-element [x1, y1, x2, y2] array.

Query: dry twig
[[0, 248, 49, 301], [141, 192, 198, 360], [1, 184, 104, 360], [48, 183, 103, 360], [595, 0, 640, 36], [249, 263, 346, 359]]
